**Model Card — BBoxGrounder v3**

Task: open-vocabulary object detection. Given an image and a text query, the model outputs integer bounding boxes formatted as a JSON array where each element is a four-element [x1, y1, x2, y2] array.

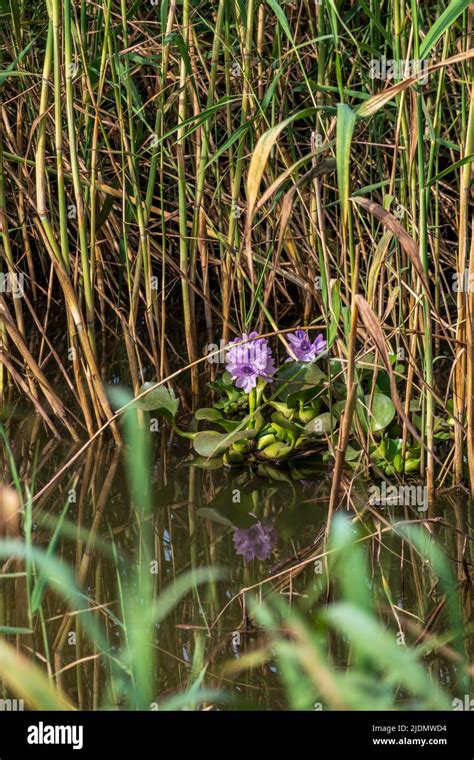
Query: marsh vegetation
[[0, 0, 473, 710]]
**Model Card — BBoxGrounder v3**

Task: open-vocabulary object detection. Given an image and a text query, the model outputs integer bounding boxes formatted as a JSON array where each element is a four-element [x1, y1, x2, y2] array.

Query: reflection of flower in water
[[233, 520, 277, 562]]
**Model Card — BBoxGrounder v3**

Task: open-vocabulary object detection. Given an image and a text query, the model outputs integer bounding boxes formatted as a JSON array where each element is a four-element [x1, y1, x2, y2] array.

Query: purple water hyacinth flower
[[225, 331, 276, 393], [232, 520, 277, 562], [286, 329, 327, 362]]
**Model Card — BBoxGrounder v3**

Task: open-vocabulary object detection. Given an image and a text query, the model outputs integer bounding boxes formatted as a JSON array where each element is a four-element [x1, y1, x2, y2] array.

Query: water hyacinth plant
[[141, 326, 432, 474], [141, 327, 337, 465], [286, 331, 327, 363], [225, 332, 276, 393]]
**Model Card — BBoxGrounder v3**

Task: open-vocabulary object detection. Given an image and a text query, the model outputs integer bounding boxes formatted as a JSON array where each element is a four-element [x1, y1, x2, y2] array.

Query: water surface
[[1, 415, 472, 709]]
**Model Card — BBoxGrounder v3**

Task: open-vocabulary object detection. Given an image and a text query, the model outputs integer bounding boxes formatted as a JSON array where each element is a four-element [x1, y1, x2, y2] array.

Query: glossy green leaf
[[135, 384, 179, 418], [274, 361, 325, 403], [192, 429, 256, 458], [356, 393, 395, 433]]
